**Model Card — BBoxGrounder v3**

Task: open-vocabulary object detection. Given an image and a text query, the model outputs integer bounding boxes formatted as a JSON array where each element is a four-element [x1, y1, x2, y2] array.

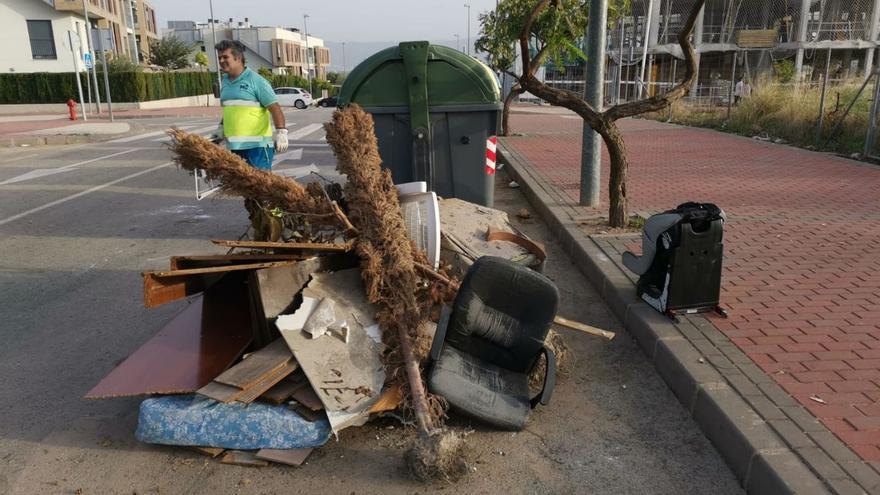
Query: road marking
[[155, 125, 218, 142], [0, 162, 171, 226], [274, 148, 303, 162], [0, 148, 140, 185], [289, 123, 324, 141]]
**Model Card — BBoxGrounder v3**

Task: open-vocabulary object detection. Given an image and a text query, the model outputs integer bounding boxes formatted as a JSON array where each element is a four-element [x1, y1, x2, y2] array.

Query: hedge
[[0, 71, 214, 104]]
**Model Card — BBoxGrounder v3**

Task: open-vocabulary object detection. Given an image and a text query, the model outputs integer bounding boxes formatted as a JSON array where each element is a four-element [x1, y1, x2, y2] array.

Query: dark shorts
[[231, 146, 274, 170]]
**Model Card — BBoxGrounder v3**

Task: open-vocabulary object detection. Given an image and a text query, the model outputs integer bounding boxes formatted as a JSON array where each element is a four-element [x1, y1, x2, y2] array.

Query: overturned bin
[[338, 41, 501, 207]]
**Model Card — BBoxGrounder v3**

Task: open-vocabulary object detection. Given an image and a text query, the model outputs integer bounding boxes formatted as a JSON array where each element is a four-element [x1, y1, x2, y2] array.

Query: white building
[[1, 0, 91, 73], [165, 18, 331, 79], [0, 0, 159, 74]]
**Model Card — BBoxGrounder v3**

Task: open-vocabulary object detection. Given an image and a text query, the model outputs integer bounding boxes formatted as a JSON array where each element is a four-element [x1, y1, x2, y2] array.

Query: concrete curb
[[499, 141, 880, 495], [2, 122, 145, 148]]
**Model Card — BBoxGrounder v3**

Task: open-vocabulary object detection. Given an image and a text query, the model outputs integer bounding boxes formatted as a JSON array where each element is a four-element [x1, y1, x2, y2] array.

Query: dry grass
[[650, 79, 873, 155]]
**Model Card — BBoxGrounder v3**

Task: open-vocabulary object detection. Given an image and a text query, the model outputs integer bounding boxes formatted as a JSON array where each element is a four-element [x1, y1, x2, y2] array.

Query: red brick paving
[[505, 108, 880, 462]]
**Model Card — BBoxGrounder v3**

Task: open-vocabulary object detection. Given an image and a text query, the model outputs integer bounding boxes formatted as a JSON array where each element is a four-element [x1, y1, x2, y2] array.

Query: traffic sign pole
[[68, 31, 87, 121]]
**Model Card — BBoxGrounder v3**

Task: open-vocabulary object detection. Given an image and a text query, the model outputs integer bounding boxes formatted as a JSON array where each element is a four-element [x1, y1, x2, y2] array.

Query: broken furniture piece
[[427, 256, 559, 430], [622, 202, 726, 319]]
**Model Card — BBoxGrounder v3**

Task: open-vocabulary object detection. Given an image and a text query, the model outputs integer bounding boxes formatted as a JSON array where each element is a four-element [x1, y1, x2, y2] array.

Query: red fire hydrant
[[67, 99, 78, 121]]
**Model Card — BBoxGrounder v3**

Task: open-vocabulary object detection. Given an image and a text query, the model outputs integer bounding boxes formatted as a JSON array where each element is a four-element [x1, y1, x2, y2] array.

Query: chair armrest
[[429, 305, 452, 362], [530, 345, 557, 408]]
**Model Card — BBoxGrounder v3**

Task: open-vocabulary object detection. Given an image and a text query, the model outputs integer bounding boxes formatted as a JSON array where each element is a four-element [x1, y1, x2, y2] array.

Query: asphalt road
[[0, 107, 744, 494]]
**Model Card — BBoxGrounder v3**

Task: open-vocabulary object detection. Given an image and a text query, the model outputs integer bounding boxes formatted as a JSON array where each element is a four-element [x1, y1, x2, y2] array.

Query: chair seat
[[428, 345, 530, 431]]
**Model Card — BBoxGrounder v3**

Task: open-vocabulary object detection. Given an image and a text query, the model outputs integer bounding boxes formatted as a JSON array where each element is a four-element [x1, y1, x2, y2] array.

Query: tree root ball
[[405, 430, 470, 483]]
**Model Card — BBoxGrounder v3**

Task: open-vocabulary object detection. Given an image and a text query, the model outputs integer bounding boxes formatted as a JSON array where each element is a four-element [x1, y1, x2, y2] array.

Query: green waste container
[[338, 41, 501, 206]]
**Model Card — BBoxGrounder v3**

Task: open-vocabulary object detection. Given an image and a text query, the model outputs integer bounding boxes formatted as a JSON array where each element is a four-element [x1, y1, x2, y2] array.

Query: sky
[[149, 0, 500, 44]]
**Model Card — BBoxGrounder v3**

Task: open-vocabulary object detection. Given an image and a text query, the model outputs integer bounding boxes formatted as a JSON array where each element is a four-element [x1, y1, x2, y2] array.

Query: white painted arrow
[[274, 148, 303, 162]]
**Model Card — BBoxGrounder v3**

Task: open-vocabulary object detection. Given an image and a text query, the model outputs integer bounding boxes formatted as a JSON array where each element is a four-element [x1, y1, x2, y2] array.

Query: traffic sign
[[83, 52, 93, 70]]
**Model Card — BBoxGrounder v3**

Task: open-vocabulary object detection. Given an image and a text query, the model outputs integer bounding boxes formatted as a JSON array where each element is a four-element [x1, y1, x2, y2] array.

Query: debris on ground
[[83, 105, 614, 480]]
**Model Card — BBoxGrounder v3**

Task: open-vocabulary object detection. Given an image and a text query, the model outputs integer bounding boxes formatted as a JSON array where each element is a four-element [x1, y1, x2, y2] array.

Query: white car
[[274, 87, 312, 109]]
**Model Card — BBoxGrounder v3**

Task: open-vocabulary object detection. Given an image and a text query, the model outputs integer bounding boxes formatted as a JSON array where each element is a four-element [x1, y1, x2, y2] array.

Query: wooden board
[[368, 384, 403, 414], [212, 239, 353, 252], [259, 373, 308, 404], [234, 361, 299, 404], [219, 450, 269, 467], [86, 276, 253, 399], [290, 384, 324, 411], [213, 339, 292, 390], [255, 448, 313, 467], [171, 254, 306, 270], [191, 446, 225, 457], [142, 260, 299, 309], [196, 381, 244, 403]]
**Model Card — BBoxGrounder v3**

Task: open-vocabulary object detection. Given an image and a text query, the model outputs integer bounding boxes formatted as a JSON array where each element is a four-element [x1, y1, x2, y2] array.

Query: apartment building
[[165, 18, 331, 79], [0, 0, 159, 73]]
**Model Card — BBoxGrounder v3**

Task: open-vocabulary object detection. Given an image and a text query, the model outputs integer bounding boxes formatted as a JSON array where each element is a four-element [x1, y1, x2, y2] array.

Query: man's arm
[[267, 103, 285, 130]]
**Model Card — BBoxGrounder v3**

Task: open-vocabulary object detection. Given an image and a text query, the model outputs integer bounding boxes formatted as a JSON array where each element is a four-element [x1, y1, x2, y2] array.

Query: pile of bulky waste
[[84, 105, 613, 481]]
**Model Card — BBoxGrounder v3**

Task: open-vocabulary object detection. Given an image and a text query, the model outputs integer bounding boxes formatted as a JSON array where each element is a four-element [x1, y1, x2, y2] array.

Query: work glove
[[274, 128, 289, 153]]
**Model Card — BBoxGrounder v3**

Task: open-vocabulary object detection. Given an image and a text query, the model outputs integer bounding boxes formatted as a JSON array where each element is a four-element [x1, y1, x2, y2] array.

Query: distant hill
[[323, 39, 476, 73]]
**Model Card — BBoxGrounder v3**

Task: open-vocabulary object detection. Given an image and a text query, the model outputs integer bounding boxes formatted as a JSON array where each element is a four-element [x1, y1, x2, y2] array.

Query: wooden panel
[[171, 254, 306, 270], [220, 451, 269, 467], [737, 29, 777, 48], [255, 448, 313, 466], [213, 339, 292, 390], [196, 381, 244, 403], [233, 361, 299, 404], [369, 384, 403, 413], [290, 384, 323, 411], [259, 373, 307, 404], [143, 260, 299, 308], [212, 239, 354, 252], [86, 276, 253, 398]]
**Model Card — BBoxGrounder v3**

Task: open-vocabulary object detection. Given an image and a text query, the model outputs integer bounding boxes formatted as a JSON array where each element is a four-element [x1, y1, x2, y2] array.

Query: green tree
[[96, 53, 141, 73], [257, 66, 274, 78], [149, 36, 195, 70], [773, 59, 796, 84], [194, 51, 209, 67], [504, 0, 704, 227]]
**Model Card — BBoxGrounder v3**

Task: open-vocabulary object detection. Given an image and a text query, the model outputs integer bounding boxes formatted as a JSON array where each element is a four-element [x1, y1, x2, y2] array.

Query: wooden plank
[[213, 339, 292, 390], [212, 239, 354, 252], [369, 384, 403, 413], [197, 381, 245, 403], [190, 446, 225, 458], [553, 315, 616, 340], [219, 451, 269, 467], [147, 260, 300, 278], [171, 254, 306, 270], [259, 373, 308, 404], [290, 384, 324, 411], [234, 361, 299, 404], [255, 448, 313, 467], [143, 271, 213, 309], [86, 276, 253, 399]]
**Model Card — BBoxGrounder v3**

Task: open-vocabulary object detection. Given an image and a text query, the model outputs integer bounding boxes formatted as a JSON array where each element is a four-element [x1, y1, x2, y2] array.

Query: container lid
[[338, 42, 501, 108]]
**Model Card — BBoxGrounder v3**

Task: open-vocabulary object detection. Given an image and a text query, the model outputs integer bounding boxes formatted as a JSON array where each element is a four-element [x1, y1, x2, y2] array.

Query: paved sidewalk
[[501, 106, 880, 494]]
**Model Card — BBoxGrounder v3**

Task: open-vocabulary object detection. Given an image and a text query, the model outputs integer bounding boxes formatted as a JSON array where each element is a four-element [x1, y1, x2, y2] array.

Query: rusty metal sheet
[[170, 253, 306, 270], [212, 239, 354, 252], [85, 276, 253, 399]]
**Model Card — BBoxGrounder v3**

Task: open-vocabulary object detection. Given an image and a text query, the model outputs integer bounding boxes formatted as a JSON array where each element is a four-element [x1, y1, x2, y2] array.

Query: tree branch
[[604, 0, 705, 122], [519, 0, 551, 76]]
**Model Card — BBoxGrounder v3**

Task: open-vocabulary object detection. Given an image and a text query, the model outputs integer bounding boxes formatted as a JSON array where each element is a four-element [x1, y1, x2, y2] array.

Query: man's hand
[[274, 128, 289, 153]]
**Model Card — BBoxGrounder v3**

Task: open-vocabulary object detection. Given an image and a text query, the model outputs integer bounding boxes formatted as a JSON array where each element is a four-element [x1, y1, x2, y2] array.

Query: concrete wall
[[0, 0, 89, 74]]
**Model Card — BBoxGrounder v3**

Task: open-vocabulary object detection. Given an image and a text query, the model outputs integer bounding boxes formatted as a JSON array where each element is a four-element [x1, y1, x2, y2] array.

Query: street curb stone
[[3, 122, 145, 148], [499, 140, 878, 495]]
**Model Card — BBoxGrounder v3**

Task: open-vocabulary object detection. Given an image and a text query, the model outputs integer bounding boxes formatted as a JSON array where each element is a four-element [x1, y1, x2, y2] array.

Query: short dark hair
[[215, 40, 246, 64]]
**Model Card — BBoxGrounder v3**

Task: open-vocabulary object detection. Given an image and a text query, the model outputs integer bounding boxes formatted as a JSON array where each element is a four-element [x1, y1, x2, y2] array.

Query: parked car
[[317, 96, 338, 108], [274, 87, 312, 109]]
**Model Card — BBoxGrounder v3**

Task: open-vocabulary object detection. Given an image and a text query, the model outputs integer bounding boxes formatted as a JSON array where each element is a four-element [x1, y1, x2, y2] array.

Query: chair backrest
[[445, 256, 559, 373]]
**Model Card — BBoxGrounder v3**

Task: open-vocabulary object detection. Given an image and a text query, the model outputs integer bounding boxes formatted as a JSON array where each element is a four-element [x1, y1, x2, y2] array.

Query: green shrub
[[0, 71, 213, 103]]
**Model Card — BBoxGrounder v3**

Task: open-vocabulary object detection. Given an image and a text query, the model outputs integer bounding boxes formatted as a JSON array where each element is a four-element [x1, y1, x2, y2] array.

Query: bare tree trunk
[[598, 120, 628, 227], [501, 84, 523, 136]]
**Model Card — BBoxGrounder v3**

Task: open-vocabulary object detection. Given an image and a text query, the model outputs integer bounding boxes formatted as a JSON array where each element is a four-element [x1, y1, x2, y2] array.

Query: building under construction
[[547, 1, 880, 104]]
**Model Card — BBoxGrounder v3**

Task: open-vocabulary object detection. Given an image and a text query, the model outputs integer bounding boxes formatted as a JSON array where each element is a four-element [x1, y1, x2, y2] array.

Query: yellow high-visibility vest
[[222, 99, 273, 150]]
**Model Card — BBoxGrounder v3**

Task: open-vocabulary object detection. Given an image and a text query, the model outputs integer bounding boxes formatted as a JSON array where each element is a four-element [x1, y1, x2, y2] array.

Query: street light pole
[[208, 0, 222, 90], [581, 0, 607, 207], [303, 14, 312, 92], [454, 34, 460, 52], [464, 3, 471, 56], [342, 41, 346, 75]]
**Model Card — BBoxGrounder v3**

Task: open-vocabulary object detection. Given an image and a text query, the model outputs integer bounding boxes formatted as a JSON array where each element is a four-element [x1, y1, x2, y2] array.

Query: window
[[27, 20, 56, 59]]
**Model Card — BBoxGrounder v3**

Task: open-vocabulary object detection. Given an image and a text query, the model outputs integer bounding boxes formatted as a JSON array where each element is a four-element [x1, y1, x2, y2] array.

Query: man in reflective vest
[[213, 40, 289, 239], [214, 39, 288, 169]]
